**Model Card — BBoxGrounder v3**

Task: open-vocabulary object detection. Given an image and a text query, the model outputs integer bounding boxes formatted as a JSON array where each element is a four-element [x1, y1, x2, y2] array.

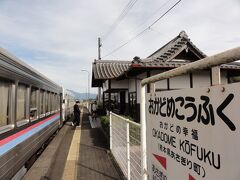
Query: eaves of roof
[[92, 60, 131, 80], [117, 60, 240, 80]]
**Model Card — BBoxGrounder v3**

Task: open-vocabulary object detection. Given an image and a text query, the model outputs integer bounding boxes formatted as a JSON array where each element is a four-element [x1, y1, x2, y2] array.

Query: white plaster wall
[[169, 74, 190, 89], [102, 80, 108, 92], [127, 69, 228, 106], [111, 79, 128, 89], [129, 78, 136, 92], [150, 70, 168, 91], [192, 70, 211, 88]]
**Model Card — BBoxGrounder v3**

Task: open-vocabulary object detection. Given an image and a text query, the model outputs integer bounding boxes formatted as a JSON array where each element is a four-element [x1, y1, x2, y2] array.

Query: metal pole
[[140, 85, 147, 180], [98, 37, 102, 104], [88, 71, 90, 101], [127, 122, 131, 180], [98, 37, 101, 60], [110, 112, 112, 150]]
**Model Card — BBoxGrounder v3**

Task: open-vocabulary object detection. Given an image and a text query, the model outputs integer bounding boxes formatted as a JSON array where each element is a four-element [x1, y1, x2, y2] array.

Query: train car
[[62, 89, 75, 121], [0, 47, 63, 179]]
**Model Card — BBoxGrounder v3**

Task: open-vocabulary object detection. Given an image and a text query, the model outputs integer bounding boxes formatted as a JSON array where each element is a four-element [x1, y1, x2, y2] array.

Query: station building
[[91, 31, 240, 122]]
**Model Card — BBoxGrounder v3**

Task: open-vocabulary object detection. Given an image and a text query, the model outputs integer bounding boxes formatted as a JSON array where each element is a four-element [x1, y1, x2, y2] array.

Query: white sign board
[[146, 83, 240, 180]]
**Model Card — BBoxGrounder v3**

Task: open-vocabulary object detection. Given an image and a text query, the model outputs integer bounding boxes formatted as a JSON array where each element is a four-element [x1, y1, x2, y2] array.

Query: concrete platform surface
[[23, 108, 123, 180]]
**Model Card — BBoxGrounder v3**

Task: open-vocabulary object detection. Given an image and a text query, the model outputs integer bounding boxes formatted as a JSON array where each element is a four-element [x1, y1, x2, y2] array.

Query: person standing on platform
[[72, 100, 81, 126], [92, 101, 97, 121]]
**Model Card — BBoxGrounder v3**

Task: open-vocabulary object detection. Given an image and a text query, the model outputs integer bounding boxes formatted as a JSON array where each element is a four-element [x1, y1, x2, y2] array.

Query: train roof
[[0, 47, 62, 93]]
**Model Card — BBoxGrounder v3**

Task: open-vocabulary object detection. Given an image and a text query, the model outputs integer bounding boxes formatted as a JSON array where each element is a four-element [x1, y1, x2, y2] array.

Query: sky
[[0, 0, 239, 93]]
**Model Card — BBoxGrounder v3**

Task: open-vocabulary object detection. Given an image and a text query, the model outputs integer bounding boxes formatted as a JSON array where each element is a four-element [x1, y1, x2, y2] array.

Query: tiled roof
[[135, 31, 207, 67], [92, 31, 240, 85], [220, 62, 240, 69], [92, 60, 131, 79], [132, 59, 240, 69]]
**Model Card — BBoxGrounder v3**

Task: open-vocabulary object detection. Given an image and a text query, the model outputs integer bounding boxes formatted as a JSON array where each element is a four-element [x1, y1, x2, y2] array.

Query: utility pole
[[98, 37, 102, 104], [98, 37, 101, 60]]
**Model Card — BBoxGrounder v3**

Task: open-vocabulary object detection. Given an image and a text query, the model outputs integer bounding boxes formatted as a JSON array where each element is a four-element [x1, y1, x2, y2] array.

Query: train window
[[48, 92, 51, 113], [50, 93, 54, 112], [17, 84, 27, 122], [57, 95, 60, 110], [53, 93, 56, 112], [40, 90, 45, 117], [48, 92, 52, 115], [0, 80, 10, 127], [54, 94, 57, 111], [55, 94, 58, 111], [49, 93, 51, 112], [57, 94, 59, 110], [45, 92, 50, 115], [30, 87, 38, 120]]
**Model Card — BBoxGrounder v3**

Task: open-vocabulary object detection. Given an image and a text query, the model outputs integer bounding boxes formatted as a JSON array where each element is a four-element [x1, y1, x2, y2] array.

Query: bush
[[100, 116, 110, 137]]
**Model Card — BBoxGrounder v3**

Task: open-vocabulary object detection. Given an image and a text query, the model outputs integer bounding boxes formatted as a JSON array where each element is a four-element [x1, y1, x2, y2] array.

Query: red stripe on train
[[0, 113, 60, 147]]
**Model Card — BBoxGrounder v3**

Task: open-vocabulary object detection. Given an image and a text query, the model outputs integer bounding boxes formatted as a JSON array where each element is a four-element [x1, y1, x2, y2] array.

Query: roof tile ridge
[[179, 31, 207, 58]]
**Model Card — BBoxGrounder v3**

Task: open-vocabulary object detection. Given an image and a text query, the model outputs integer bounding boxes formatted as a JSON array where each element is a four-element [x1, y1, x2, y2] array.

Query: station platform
[[23, 108, 123, 180]]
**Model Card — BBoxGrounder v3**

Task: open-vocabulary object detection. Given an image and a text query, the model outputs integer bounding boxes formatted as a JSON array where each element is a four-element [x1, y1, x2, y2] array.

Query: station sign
[[146, 83, 240, 180]]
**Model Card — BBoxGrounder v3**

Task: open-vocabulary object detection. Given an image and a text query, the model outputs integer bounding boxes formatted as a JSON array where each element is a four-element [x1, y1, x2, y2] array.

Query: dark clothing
[[92, 110, 97, 120], [73, 104, 81, 125], [74, 113, 80, 126], [74, 104, 81, 115]]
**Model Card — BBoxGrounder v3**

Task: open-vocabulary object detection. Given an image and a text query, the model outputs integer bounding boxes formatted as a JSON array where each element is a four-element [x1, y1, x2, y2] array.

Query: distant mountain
[[68, 90, 97, 100]]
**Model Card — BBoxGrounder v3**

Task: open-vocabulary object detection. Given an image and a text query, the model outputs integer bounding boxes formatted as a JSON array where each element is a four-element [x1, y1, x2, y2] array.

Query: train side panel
[[0, 47, 63, 179], [0, 114, 60, 179]]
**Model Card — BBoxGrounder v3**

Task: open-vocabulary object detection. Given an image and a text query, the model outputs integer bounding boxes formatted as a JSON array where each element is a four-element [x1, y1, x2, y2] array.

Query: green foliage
[[100, 116, 110, 137], [97, 102, 103, 109]]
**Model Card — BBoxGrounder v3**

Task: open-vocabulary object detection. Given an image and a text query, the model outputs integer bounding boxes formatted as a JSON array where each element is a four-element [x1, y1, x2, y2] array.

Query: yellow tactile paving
[[62, 113, 82, 180]]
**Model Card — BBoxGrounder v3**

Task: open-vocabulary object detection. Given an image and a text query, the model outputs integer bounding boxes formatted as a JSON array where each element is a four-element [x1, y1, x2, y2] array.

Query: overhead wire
[[133, 0, 173, 31], [103, 0, 183, 58], [103, 28, 149, 58], [102, 0, 139, 41], [148, 0, 182, 27]]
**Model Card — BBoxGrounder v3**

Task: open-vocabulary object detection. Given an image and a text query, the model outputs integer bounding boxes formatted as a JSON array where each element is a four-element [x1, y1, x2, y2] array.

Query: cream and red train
[[0, 48, 75, 179]]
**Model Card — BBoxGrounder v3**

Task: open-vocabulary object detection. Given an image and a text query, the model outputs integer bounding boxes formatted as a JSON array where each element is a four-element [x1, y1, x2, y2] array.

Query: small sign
[[146, 83, 240, 180]]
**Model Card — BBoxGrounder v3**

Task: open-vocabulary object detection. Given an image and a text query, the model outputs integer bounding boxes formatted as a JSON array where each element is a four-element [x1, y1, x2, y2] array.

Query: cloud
[[0, 0, 239, 93]]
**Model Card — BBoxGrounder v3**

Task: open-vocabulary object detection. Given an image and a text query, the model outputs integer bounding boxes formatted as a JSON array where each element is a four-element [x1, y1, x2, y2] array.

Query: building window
[[129, 92, 136, 118], [103, 92, 119, 111], [111, 93, 119, 110], [0, 80, 10, 127], [17, 84, 27, 121], [30, 87, 38, 120]]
